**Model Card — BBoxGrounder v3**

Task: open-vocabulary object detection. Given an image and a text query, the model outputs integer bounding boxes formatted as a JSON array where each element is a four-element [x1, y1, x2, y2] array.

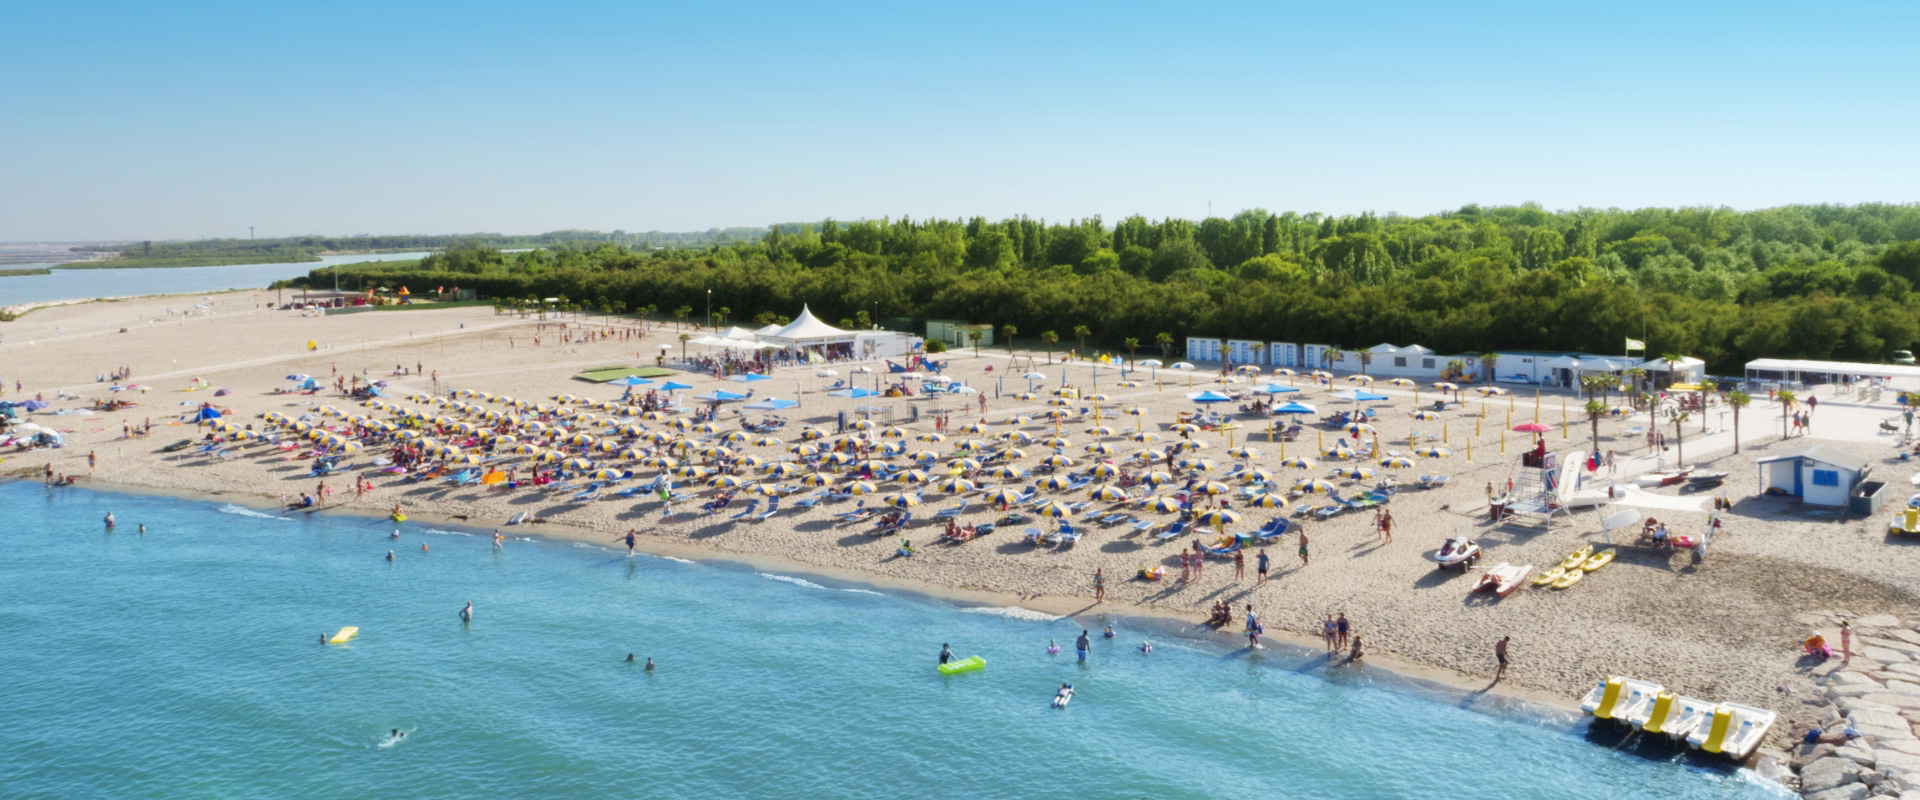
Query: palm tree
[[1671, 411, 1690, 464], [1356, 349, 1373, 376], [678, 333, 691, 360], [1072, 324, 1091, 357], [1623, 367, 1647, 400], [1155, 332, 1173, 358], [1584, 399, 1608, 451], [1696, 378, 1716, 433], [1480, 352, 1500, 385], [1777, 389, 1797, 439], [1250, 342, 1266, 369], [1124, 337, 1140, 367], [673, 306, 692, 329], [1041, 331, 1059, 364], [1726, 389, 1751, 453], [967, 330, 984, 356], [1002, 325, 1018, 359], [1579, 374, 1607, 400]]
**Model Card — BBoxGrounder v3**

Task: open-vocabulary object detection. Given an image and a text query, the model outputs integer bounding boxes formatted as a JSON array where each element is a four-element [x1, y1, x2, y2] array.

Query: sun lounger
[[725, 499, 762, 519], [755, 500, 780, 521], [791, 490, 826, 511], [1156, 519, 1190, 541]]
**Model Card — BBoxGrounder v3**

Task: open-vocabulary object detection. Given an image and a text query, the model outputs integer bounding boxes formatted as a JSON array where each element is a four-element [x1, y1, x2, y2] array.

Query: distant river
[[0, 252, 436, 307]]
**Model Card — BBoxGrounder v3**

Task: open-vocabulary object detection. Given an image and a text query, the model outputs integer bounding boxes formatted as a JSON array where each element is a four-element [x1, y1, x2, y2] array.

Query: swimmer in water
[[138, 524, 146, 535], [386, 550, 395, 562], [104, 512, 115, 529], [626, 653, 635, 662], [1048, 638, 1059, 655], [321, 633, 328, 645], [389, 729, 405, 744], [1140, 640, 1153, 654], [1103, 624, 1114, 639], [421, 543, 429, 552], [645, 657, 654, 672], [459, 601, 472, 624], [494, 531, 504, 550], [390, 528, 400, 539]]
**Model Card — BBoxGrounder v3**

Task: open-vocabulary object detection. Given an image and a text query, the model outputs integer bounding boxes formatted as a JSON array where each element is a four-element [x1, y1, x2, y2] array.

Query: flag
[[1625, 338, 1645, 351]]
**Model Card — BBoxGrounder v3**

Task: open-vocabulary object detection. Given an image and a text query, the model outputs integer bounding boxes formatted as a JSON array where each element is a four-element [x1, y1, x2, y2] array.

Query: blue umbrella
[[729, 373, 772, 383], [660, 382, 694, 391], [1185, 390, 1234, 403], [827, 388, 879, 398], [743, 398, 799, 410], [604, 376, 654, 386], [1254, 383, 1300, 395], [1274, 401, 1317, 414], [1330, 389, 1388, 403]]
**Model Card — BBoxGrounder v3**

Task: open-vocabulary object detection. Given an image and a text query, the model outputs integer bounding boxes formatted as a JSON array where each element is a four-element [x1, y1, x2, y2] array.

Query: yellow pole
[[1318, 429, 1324, 452], [1500, 430, 1506, 454], [1443, 423, 1449, 443], [1466, 438, 1472, 461], [1279, 434, 1285, 459], [1562, 415, 1568, 439], [1534, 389, 1540, 422]]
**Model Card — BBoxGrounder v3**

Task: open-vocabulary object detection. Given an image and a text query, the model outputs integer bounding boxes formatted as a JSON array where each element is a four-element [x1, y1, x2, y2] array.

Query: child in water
[[1139, 640, 1153, 654], [1047, 638, 1059, 655], [1102, 624, 1115, 639]]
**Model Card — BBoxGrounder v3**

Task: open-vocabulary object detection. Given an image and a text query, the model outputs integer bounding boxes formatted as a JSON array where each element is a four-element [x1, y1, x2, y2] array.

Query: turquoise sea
[[0, 482, 1781, 799]]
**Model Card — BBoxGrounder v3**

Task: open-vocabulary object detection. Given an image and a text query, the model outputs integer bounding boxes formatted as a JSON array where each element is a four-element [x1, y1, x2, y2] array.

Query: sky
[[3, 0, 1917, 242]]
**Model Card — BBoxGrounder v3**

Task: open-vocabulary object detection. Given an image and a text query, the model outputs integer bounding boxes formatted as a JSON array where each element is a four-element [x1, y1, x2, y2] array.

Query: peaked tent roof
[[718, 326, 759, 341], [1641, 356, 1705, 371], [753, 324, 784, 336], [769, 305, 855, 342]]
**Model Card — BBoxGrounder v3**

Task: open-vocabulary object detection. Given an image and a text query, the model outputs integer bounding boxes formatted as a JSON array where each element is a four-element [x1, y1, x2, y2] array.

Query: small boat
[[1633, 467, 1694, 487], [1551, 569, 1584, 589], [1580, 676, 1664, 721], [1433, 537, 1481, 570], [937, 655, 986, 675], [1472, 563, 1533, 597], [160, 439, 195, 453], [1581, 548, 1617, 572], [1531, 565, 1564, 586], [1558, 545, 1593, 571], [390, 513, 408, 522], [1632, 692, 1714, 741], [1685, 471, 1728, 488], [1686, 702, 1777, 759]]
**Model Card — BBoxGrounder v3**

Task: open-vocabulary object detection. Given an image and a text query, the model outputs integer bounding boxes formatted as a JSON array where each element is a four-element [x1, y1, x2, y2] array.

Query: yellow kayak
[[1532, 565, 1565, 586], [1552, 569, 1584, 589], [1559, 545, 1593, 570], [1582, 548, 1617, 572]]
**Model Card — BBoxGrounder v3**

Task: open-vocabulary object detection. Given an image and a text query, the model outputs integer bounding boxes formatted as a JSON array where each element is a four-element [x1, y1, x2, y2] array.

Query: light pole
[[705, 289, 712, 331]]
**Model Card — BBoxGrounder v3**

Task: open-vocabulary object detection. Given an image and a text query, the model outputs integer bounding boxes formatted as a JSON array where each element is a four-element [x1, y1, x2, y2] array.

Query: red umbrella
[[1511, 422, 1552, 433]]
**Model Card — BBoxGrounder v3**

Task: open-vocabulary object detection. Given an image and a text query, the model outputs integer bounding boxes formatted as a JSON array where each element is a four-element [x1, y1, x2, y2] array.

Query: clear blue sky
[[4, 0, 1916, 241]]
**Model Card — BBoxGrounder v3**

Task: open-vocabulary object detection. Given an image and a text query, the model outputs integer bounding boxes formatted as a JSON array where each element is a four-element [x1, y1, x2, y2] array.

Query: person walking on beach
[[1494, 636, 1510, 681], [1245, 605, 1262, 648], [493, 531, 504, 551], [1179, 547, 1192, 584], [88, 450, 96, 474], [1336, 612, 1350, 651], [1232, 549, 1245, 582], [1256, 549, 1269, 584], [1841, 620, 1853, 663], [618, 529, 637, 557], [1075, 629, 1091, 662], [1297, 529, 1310, 566], [1093, 568, 1105, 603], [1379, 508, 1394, 544]]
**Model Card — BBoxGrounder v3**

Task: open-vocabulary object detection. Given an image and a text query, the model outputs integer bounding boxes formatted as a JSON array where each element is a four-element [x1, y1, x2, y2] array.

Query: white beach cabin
[[1753, 445, 1870, 507]]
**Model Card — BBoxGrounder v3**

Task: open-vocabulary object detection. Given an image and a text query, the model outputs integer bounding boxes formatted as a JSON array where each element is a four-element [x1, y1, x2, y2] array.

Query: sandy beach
[[7, 292, 1920, 785]]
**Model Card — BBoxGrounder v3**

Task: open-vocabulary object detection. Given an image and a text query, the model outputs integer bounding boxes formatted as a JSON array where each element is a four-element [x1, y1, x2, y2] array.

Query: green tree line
[[283, 204, 1920, 373]]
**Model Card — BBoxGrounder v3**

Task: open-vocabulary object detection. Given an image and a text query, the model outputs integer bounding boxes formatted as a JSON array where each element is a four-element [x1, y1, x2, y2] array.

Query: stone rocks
[[1856, 614, 1902, 629], [1859, 694, 1920, 711], [1884, 680, 1920, 698], [1877, 749, 1920, 776], [1838, 745, 1880, 766], [1805, 782, 1869, 800], [1863, 647, 1913, 665], [1804, 756, 1866, 793]]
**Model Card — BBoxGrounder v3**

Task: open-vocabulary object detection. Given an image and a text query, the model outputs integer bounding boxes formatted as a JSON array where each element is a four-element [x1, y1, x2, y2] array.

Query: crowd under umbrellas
[[195, 358, 1651, 617]]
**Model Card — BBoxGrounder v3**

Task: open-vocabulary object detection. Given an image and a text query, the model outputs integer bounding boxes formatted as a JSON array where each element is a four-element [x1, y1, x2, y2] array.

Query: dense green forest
[[74, 228, 767, 268], [283, 204, 1920, 374]]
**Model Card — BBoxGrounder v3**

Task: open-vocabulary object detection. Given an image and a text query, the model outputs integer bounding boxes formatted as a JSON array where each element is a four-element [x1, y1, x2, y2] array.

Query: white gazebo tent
[[1640, 356, 1706, 386], [764, 305, 859, 361]]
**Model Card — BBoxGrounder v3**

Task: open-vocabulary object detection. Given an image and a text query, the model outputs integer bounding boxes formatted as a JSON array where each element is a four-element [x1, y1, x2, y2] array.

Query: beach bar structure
[[1744, 358, 1920, 392], [1754, 446, 1871, 508]]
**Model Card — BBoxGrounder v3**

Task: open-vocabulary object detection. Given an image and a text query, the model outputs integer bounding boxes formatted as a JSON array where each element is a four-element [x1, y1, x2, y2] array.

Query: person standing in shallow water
[[459, 601, 473, 624], [1075, 629, 1091, 662]]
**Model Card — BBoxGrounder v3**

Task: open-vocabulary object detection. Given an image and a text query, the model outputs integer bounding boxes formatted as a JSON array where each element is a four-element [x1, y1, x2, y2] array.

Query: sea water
[[0, 483, 1782, 798]]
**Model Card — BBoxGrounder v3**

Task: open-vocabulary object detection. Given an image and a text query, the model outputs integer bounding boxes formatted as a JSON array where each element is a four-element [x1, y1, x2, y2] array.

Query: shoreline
[[30, 474, 1592, 723]]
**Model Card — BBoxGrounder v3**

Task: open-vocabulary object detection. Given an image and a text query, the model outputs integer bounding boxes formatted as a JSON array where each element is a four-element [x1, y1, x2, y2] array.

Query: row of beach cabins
[[1179, 338, 1707, 389]]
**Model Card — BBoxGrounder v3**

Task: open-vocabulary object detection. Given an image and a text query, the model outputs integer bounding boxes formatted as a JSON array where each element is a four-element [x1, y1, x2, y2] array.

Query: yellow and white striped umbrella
[[1035, 501, 1074, 518], [1089, 485, 1128, 501], [880, 492, 920, 508]]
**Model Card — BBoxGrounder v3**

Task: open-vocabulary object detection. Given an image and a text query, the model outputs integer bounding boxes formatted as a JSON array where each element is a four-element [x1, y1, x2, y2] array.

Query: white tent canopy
[[1540, 355, 1583, 370], [717, 326, 759, 341], [1577, 356, 1639, 372], [765, 305, 857, 345], [753, 324, 783, 337], [1641, 356, 1705, 372]]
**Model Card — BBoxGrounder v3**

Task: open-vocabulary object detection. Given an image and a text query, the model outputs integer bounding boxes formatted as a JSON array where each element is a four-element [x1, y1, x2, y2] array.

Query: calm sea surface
[[0, 483, 1782, 798], [0, 252, 433, 306]]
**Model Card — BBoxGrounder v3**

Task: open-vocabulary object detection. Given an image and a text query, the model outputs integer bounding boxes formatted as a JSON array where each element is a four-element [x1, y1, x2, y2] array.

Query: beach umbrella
[[1477, 386, 1509, 396], [1052, 387, 1079, 399], [985, 488, 1026, 506], [1380, 456, 1415, 469], [1001, 447, 1029, 460], [1170, 423, 1202, 435], [1243, 468, 1275, 484], [1433, 382, 1458, 391], [673, 465, 710, 479], [639, 411, 671, 421], [1035, 501, 1074, 518], [800, 472, 835, 487], [1322, 445, 1355, 459], [1280, 456, 1317, 469], [719, 431, 750, 444], [1247, 493, 1285, 509], [1085, 442, 1117, 456], [1346, 375, 1375, 384], [1236, 365, 1263, 374], [766, 462, 805, 478], [1014, 392, 1041, 401], [1002, 414, 1034, 425], [953, 439, 988, 452], [1227, 447, 1261, 460], [1173, 439, 1210, 452], [880, 492, 921, 508], [1293, 478, 1336, 494], [450, 453, 484, 465], [1045, 397, 1073, 408], [1084, 425, 1116, 437], [1195, 480, 1231, 495], [1085, 394, 1110, 403], [1333, 466, 1374, 481], [877, 441, 905, 456], [1512, 422, 1552, 433], [588, 468, 627, 481], [1311, 370, 1332, 380], [848, 419, 876, 431], [1039, 454, 1075, 468], [508, 443, 541, 455], [1409, 410, 1441, 421], [640, 455, 678, 469], [690, 423, 720, 435], [1088, 463, 1120, 478], [565, 432, 596, 447], [1344, 422, 1376, 436], [1415, 447, 1451, 458], [904, 449, 939, 462], [800, 426, 828, 440], [850, 459, 888, 473], [934, 477, 975, 493], [987, 466, 1026, 480], [1128, 431, 1160, 443], [751, 435, 783, 447], [823, 452, 854, 466], [561, 457, 595, 471], [1038, 474, 1076, 491], [948, 458, 982, 471], [1040, 436, 1072, 448], [523, 420, 550, 433], [1194, 509, 1241, 527], [749, 483, 785, 496], [787, 443, 819, 456], [1605, 405, 1635, 417], [1142, 471, 1175, 486], [873, 426, 905, 439], [706, 474, 745, 489], [699, 446, 735, 459], [1148, 497, 1184, 513], [1388, 378, 1417, 388], [643, 431, 676, 444], [959, 422, 991, 435], [1089, 485, 1128, 502], [914, 432, 947, 443], [616, 448, 647, 461], [1042, 409, 1073, 421], [592, 440, 622, 453], [998, 431, 1035, 444], [1117, 381, 1141, 388], [1178, 457, 1218, 472]]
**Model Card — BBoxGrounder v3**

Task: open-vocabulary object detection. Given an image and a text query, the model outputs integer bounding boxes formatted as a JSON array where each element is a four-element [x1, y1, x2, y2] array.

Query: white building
[[1754, 445, 1870, 508]]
